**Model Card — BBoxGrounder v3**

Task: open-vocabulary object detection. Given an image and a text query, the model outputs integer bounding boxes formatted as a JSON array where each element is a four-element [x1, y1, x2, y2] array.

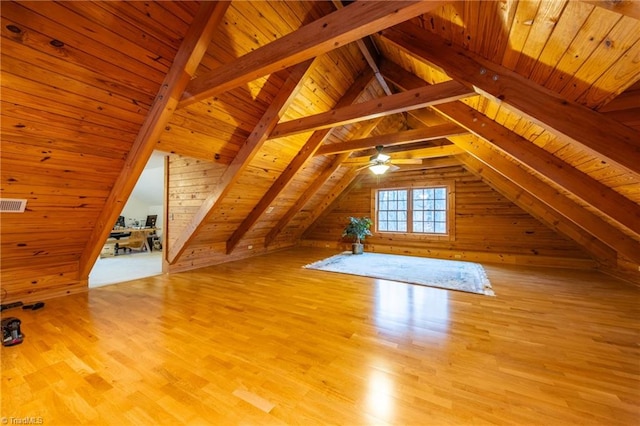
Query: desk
[[105, 228, 158, 255]]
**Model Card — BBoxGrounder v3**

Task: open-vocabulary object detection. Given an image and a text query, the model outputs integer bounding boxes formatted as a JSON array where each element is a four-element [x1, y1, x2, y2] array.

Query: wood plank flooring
[[1, 248, 638, 425]]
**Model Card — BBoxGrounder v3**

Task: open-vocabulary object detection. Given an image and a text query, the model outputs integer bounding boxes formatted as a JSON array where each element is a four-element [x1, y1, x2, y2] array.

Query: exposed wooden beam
[[265, 153, 351, 248], [78, 2, 230, 277], [270, 81, 473, 139], [452, 135, 640, 264], [437, 101, 640, 237], [381, 22, 640, 177], [225, 69, 376, 254], [459, 154, 617, 265], [316, 123, 466, 155], [179, 1, 447, 107], [580, 0, 640, 20], [300, 171, 364, 240], [330, 0, 393, 96], [390, 157, 463, 172], [168, 59, 315, 264], [342, 144, 464, 163], [265, 119, 381, 248], [381, 59, 640, 240]]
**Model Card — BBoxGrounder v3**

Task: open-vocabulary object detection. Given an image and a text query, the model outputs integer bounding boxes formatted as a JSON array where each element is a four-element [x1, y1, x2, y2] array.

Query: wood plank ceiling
[[1, 1, 639, 302]]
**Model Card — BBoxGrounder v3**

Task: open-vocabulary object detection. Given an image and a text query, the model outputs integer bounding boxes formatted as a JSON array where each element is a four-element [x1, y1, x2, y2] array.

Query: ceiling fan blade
[[389, 158, 423, 165], [389, 164, 401, 172]]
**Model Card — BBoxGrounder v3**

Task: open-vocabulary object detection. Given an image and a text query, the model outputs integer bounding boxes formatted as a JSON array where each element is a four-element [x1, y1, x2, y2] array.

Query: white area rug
[[304, 252, 494, 296]]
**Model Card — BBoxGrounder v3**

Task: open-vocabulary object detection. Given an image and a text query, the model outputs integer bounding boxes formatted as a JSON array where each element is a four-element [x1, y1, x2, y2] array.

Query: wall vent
[[0, 198, 27, 213]]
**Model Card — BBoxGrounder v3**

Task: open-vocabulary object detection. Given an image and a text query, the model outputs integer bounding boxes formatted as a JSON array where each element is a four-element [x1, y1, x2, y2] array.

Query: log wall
[[303, 166, 595, 268]]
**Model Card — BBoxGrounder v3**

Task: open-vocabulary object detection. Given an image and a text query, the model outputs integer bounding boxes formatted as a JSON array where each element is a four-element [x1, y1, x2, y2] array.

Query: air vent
[[0, 198, 27, 213]]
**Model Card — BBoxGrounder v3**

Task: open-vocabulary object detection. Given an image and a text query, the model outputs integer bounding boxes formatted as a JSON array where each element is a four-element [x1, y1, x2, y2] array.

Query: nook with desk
[[101, 215, 160, 257]]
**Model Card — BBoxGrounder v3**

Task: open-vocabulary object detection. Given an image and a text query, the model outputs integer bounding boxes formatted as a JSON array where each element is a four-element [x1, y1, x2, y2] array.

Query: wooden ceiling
[[1, 1, 639, 300]]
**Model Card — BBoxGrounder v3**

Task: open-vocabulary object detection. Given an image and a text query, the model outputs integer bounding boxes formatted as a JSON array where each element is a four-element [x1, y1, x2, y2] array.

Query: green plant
[[342, 216, 373, 244]]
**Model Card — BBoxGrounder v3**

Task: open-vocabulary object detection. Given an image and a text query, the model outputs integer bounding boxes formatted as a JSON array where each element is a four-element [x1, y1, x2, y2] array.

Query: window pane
[[435, 187, 446, 199], [435, 199, 446, 210], [435, 222, 446, 233], [426, 200, 435, 210], [389, 211, 397, 221], [388, 222, 397, 231], [379, 211, 388, 221], [426, 211, 434, 222], [398, 211, 407, 221], [398, 222, 407, 232], [435, 211, 446, 222], [414, 199, 424, 209], [414, 222, 423, 232], [398, 200, 407, 210], [399, 191, 407, 200], [425, 222, 434, 233], [413, 211, 421, 221]]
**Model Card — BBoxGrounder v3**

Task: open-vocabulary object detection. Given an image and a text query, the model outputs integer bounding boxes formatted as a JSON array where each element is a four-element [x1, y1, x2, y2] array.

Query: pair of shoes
[[22, 302, 45, 310]]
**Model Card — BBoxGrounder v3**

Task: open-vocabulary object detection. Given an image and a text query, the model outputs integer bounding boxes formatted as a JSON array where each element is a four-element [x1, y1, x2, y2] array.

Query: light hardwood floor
[[1, 248, 638, 425]]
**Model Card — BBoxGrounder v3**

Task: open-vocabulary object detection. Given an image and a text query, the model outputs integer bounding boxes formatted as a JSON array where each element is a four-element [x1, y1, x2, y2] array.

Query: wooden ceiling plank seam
[[577, 38, 640, 109], [4, 2, 170, 78], [381, 22, 640, 178], [560, 15, 640, 104], [500, 0, 540, 69], [269, 80, 474, 139], [514, 0, 568, 79], [435, 101, 640, 237], [225, 69, 377, 254], [78, 1, 231, 277], [543, 7, 621, 93], [0, 32, 156, 106], [2, 55, 150, 116], [382, 62, 640, 266], [459, 154, 617, 265], [452, 135, 640, 264], [178, 0, 448, 107], [315, 123, 467, 156], [167, 58, 316, 263], [64, 1, 182, 62], [265, 118, 383, 247], [528, 1, 594, 87]]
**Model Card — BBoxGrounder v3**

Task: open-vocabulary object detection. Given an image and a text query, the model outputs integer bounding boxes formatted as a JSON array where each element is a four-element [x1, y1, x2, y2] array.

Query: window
[[376, 186, 451, 235]]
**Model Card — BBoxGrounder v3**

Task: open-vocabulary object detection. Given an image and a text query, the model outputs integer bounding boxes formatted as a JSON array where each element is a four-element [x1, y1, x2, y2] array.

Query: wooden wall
[[165, 155, 298, 273], [303, 166, 595, 268]]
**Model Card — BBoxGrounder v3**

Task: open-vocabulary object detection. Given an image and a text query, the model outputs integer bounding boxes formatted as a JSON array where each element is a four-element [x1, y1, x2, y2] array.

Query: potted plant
[[342, 216, 373, 255]]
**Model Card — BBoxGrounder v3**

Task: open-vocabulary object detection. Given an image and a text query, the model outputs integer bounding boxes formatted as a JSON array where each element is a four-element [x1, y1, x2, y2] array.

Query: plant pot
[[352, 242, 364, 255]]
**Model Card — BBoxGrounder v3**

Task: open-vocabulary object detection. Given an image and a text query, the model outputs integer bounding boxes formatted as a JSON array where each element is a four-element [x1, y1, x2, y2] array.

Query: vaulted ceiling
[[1, 1, 639, 288]]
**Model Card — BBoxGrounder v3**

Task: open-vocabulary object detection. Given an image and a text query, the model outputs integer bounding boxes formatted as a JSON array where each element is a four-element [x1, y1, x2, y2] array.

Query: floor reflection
[[367, 367, 394, 421], [374, 280, 449, 333]]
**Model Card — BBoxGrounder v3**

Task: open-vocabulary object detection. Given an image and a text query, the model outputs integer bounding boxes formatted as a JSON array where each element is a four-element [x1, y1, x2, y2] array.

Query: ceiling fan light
[[369, 164, 390, 175]]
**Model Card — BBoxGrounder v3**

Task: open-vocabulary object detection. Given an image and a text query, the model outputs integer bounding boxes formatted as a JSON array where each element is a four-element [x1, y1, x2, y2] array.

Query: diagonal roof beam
[[437, 101, 640, 237], [265, 118, 382, 248], [225, 69, 376, 254], [381, 59, 640, 239], [452, 135, 640, 264], [179, 1, 448, 107], [167, 59, 316, 264], [315, 123, 467, 156], [341, 144, 465, 163], [459, 154, 617, 265], [269, 80, 473, 139], [381, 22, 640, 178], [300, 171, 366, 241], [79, 1, 230, 278], [331, 0, 393, 96]]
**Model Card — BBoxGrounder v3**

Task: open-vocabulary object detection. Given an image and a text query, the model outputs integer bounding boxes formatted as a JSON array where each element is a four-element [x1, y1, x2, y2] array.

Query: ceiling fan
[[355, 145, 420, 175]]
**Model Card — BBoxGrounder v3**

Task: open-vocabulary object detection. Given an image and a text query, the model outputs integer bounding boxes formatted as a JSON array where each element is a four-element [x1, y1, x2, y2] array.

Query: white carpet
[[89, 251, 163, 288], [304, 252, 494, 296]]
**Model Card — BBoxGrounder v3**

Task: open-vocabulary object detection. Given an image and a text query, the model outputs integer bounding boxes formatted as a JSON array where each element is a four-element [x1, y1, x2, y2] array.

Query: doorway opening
[[89, 151, 166, 288]]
